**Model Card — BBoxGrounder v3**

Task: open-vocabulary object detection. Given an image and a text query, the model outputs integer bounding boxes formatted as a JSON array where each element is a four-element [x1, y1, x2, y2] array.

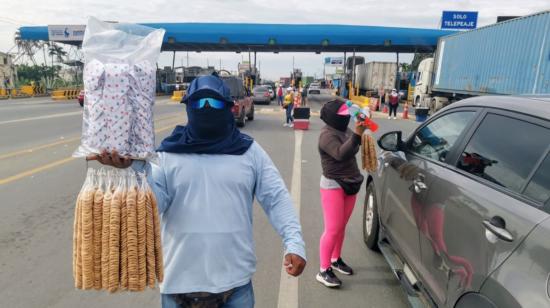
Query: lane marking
[[0, 111, 82, 125], [0, 98, 177, 125], [277, 129, 303, 308], [0, 121, 181, 186], [0, 113, 184, 161], [0, 156, 76, 185]]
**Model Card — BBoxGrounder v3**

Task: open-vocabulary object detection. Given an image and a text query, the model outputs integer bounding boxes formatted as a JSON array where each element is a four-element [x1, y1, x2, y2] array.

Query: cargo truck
[[414, 11, 550, 113], [354, 61, 397, 96]]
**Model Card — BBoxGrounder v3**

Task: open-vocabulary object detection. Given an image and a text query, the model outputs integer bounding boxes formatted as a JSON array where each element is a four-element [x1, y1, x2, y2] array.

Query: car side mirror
[[377, 131, 405, 152]]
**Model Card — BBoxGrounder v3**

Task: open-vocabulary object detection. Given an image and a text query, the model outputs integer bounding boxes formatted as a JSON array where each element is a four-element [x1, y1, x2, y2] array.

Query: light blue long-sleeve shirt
[[133, 141, 306, 294]]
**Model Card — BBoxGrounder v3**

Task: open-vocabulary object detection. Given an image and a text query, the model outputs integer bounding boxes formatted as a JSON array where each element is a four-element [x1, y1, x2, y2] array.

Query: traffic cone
[[382, 104, 388, 114], [402, 103, 409, 119]]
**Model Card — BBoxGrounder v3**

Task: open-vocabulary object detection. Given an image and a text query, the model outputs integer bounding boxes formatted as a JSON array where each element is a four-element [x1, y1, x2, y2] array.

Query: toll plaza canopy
[[18, 23, 454, 53]]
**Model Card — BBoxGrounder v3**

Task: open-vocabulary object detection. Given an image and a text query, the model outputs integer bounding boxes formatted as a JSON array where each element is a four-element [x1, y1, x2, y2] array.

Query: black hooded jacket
[[318, 100, 362, 180]]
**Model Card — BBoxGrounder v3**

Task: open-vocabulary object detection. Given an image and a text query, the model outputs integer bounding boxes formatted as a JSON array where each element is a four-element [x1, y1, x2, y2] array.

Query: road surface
[[0, 94, 417, 308]]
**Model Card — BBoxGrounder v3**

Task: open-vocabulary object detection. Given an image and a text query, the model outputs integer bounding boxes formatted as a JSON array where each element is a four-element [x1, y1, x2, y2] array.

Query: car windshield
[[254, 87, 268, 93]]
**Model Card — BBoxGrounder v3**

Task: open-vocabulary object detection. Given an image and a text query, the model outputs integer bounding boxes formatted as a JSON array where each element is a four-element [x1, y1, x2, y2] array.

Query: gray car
[[252, 86, 272, 104], [364, 96, 550, 308]]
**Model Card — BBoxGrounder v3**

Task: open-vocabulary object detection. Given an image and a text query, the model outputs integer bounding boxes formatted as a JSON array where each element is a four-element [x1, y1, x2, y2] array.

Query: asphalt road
[[0, 94, 418, 308]]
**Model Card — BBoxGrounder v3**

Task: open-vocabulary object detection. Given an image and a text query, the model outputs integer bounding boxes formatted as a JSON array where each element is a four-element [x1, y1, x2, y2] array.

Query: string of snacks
[[73, 167, 163, 292], [362, 133, 378, 173]]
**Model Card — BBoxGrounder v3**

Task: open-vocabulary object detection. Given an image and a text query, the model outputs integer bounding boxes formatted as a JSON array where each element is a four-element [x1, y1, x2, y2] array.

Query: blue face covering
[[157, 76, 253, 155], [157, 76, 254, 155]]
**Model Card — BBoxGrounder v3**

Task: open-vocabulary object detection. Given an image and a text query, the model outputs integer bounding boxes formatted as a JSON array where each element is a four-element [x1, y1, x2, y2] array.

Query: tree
[[48, 43, 67, 65], [16, 64, 60, 89]]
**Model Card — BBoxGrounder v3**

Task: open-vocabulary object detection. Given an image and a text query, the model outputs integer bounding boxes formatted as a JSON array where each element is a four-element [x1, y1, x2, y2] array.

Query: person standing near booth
[[277, 84, 284, 106], [388, 88, 399, 120]]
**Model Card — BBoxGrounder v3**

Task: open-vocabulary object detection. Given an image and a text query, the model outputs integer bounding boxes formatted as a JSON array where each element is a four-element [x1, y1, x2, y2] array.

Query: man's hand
[[86, 149, 132, 169], [284, 253, 306, 277]]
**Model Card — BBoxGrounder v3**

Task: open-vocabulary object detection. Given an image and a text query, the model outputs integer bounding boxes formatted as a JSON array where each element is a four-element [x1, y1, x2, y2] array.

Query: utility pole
[[172, 51, 176, 70], [253, 51, 257, 84], [352, 49, 356, 94], [186, 52, 189, 67], [396, 52, 400, 91]]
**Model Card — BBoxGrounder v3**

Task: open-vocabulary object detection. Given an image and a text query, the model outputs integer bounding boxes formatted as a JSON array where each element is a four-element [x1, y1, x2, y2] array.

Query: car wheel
[[247, 105, 254, 121], [363, 181, 380, 251], [237, 109, 246, 127]]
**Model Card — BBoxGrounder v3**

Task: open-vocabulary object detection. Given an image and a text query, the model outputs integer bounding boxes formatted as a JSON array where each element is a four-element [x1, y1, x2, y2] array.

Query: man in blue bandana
[[91, 74, 306, 307]]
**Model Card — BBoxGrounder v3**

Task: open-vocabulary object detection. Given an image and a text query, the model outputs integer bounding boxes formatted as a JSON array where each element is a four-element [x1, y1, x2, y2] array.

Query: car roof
[[446, 95, 550, 120]]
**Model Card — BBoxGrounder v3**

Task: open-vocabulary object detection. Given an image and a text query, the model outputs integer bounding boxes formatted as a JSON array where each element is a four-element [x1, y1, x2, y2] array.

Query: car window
[[222, 77, 243, 97], [456, 114, 550, 194], [523, 153, 550, 204], [410, 111, 475, 162]]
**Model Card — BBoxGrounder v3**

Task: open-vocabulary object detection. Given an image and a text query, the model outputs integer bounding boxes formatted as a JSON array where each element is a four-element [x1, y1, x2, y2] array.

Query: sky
[[0, 0, 548, 80]]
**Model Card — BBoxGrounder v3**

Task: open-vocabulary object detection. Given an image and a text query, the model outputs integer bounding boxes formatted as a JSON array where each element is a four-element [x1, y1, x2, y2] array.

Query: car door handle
[[483, 217, 514, 242]]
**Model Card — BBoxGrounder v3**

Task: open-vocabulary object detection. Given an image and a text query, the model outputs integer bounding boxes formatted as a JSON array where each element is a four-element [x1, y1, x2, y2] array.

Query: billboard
[[441, 11, 478, 30], [48, 25, 86, 41], [324, 57, 344, 66]]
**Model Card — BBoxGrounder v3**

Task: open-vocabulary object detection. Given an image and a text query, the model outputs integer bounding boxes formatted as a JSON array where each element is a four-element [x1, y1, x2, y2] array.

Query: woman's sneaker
[[316, 267, 342, 288], [331, 258, 353, 275]]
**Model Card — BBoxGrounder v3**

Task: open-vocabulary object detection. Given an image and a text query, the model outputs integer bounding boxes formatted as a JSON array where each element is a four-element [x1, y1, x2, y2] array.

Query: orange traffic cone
[[382, 104, 388, 113], [402, 103, 409, 119]]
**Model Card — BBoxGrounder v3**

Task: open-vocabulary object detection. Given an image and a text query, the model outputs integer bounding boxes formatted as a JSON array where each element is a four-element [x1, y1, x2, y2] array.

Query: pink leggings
[[319, 188, 357, 270]]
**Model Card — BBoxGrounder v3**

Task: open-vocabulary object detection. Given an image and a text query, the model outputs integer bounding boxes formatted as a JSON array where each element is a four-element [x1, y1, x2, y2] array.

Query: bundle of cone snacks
[[73, 167, 163, 292], [362, 134, 378, 173]]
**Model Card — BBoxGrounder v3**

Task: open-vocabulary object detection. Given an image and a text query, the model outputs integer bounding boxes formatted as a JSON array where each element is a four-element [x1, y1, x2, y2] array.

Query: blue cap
[[183, 75, 234, 105]]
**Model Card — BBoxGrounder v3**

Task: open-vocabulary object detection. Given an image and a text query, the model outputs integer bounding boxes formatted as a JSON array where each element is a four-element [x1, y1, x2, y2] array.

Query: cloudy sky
[[0, 0, 548, 80]]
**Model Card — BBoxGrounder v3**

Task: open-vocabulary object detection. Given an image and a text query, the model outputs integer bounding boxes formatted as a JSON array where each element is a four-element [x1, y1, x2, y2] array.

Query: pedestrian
[[301, 85, 308, 106], [388, 88, 399, 120], [277, 84, 284, 106], [316, 99, 365, 288], [283, 87, 295, 128], [90, 74, 306, 307]]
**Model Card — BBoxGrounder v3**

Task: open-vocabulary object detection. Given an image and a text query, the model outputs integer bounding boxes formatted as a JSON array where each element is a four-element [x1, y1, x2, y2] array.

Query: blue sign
[[441, 11, 478, 30]]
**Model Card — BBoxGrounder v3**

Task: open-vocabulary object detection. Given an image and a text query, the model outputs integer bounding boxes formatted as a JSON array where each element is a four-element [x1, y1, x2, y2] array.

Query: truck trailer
[[354, 61, 397, 95], [414, 10, 550, 113]]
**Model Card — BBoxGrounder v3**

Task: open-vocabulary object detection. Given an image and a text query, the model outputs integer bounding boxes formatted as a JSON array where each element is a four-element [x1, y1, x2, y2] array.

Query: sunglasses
[[189, 98, 226, 109]]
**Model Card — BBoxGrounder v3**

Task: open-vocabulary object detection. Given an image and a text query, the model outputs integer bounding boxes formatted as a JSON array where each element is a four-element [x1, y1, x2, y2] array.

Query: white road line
[[277, 129, 303, 308], [0, 111, 82, 125]]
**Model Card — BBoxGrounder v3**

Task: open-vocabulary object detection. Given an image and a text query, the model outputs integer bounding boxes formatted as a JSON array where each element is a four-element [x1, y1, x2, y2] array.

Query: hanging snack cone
[[93, 170, 105, 290], [145, 186, 156, 288], [150, 189, 164, 283], [81, 171, 96, 290], [101, 171, 113, 289], [136, 173, 148, 291], [108, 174, 123, 292], [127, 172, 139, 291], [73, 191, 83, 289], [120, 171, 129, 290]]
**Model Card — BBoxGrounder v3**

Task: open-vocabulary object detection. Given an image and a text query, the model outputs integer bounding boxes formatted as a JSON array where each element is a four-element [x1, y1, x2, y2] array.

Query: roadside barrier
[[402, 103, 409, 119], [171, 90, 185, 101], [51, 88, 81, 100]]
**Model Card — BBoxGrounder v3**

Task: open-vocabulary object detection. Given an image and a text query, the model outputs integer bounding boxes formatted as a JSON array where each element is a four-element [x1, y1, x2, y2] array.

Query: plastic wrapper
[[74, 17, 165, 160], [73, 167, 163, 292]]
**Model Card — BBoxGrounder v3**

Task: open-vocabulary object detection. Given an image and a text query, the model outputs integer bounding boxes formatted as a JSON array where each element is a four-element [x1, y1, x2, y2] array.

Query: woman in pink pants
[[317, 99, 365, 288]]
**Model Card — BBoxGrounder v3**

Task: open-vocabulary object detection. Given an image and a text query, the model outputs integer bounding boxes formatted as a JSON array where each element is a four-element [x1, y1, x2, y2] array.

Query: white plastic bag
[[74, 17, 165, 160]]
